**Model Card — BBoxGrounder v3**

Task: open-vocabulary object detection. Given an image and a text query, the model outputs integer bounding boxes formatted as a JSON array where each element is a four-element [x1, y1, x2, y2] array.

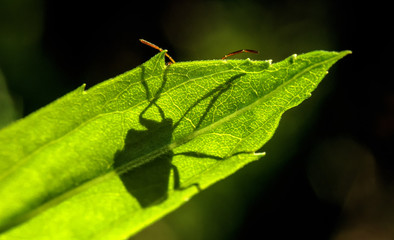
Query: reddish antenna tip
[[221, 49, 259, 60], [139, 39, 175, 64]]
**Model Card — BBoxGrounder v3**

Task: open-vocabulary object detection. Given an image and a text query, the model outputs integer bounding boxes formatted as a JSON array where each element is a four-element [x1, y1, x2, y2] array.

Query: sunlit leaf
[[0, 50, 350, 239]]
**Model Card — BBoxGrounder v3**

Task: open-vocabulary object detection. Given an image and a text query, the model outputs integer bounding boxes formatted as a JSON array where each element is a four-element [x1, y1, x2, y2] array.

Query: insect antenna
[[221, 49, 259, 60], [139, 39, 176, 64]]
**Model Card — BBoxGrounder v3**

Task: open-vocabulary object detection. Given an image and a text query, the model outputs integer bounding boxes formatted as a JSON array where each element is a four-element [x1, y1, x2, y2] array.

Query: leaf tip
[[336, 50, 352, 59], [79, 83, 87, 94]]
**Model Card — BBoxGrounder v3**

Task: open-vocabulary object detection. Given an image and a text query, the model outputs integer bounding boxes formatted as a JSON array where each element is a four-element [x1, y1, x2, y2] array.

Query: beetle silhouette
[[113, 61, 245, 207]]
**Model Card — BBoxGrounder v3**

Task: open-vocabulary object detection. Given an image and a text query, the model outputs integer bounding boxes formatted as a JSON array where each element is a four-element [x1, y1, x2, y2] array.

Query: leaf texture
[[0, 50, 350, 239]]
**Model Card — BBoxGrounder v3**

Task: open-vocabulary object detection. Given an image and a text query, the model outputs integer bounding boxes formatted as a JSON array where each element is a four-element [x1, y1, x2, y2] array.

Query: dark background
[[0, 0, 393, 239]]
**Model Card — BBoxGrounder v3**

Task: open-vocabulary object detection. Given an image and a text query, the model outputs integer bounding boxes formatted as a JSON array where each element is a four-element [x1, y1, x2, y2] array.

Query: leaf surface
[[0, 50, 350, 239]]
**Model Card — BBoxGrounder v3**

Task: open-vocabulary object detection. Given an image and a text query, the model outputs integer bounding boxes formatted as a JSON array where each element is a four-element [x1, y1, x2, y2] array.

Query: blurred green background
[[0, 0, 393, 239]]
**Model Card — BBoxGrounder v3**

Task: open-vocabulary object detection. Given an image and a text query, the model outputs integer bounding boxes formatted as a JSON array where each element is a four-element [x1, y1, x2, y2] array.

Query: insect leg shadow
[[114, 67, 246, 207]]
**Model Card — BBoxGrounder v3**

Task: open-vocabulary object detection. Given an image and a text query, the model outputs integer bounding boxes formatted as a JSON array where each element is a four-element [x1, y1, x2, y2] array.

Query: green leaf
[[0, 50, 350, 239]]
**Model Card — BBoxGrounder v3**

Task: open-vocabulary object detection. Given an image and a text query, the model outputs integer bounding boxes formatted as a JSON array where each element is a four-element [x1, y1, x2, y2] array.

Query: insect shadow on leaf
[[113, 64, 246, 208]]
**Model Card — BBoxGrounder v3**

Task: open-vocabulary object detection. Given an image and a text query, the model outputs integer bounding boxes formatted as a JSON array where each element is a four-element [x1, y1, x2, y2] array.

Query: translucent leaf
[[0, 50, 350, 239]]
